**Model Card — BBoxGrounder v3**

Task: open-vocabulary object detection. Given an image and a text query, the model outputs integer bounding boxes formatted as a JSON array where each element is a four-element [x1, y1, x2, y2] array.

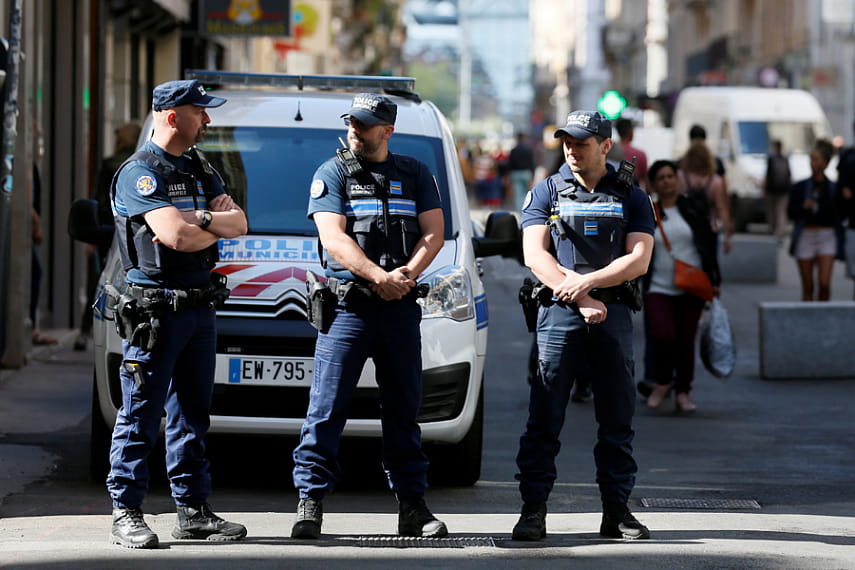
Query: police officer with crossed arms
[[512, 111, 655, 541], [291, 93, 446, 539], [107, 79, 248, 548]]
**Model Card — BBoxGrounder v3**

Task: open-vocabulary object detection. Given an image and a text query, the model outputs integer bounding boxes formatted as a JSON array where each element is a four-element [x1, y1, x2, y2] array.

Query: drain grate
[[641, 498, 761, 509], [356, 536, 497, 548]]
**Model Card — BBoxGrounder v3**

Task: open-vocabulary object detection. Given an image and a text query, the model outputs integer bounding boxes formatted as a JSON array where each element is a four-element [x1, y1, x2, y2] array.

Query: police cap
[[152, 79, 227, 111], [554, 110, 612, 140], [341, 93, 397, 126]]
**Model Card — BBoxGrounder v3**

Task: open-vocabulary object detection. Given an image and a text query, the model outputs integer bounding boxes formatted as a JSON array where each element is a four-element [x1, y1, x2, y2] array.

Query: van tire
[[89, 373, 111, 483], [427, 382, 483, 486]]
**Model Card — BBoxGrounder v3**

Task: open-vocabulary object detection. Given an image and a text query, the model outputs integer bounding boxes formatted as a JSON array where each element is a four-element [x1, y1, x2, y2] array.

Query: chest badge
[[584, 221, 599, 236], [390, 180, 403, 196]]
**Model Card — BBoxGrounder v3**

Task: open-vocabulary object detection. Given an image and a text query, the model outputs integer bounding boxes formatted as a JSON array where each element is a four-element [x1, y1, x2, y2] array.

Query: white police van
[[76, 71, 519, 486]]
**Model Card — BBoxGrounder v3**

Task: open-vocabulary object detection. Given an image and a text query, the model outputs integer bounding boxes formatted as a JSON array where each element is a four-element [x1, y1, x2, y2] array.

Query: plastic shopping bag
[[699, 298, 736, 378]]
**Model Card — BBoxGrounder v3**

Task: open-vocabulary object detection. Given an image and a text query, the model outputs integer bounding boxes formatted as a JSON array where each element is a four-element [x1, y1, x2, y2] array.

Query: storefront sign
[[199, 0, 291, 36]]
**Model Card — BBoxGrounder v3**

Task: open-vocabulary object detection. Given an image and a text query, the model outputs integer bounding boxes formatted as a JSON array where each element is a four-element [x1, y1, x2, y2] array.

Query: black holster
[[589, 279, 642, 312], [306, 271, 336, 333], [113, 291, 161, 350], [518, 278, 539, 333]]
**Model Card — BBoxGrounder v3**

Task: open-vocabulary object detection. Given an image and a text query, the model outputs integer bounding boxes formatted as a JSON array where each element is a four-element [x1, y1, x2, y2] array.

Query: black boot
[[599, 502, 650, 539], [397, 496, 448, 538], [171, 503, 247, 541], [110, 507, 159, 549], [291, 497, 323, 539], [512, 501, 547, 541]]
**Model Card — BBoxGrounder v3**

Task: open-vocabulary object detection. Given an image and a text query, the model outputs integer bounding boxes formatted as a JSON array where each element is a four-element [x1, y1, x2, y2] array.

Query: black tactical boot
[[291, 497, 323, 539], [599, 502, 650, 539], [110, 507, 159, 549], [397, 496, 448, 538], [171, 503, 247, 541], [512, 501, 547, 541]]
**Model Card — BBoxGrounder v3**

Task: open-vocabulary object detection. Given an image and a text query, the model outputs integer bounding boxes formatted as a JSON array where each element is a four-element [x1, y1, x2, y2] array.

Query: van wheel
[[89, 372, 112, 483], [427, 383, 483, 487]]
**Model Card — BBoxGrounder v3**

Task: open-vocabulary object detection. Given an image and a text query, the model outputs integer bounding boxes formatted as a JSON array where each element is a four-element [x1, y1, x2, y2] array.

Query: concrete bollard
[[759, 301, 855, 378], [720, 234, 779, 283]]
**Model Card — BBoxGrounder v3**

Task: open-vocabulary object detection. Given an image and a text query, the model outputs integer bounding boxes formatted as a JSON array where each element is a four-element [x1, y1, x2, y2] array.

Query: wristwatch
[[199, 209, 213, 230]]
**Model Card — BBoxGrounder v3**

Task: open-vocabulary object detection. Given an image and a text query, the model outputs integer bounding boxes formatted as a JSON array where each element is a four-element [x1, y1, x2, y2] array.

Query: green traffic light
[[597, 90, 626, 120]]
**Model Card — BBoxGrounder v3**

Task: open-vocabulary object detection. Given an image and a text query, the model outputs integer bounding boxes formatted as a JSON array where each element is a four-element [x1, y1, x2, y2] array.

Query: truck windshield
[[738, 121, 821, 156], [198, 126, 452, 238]]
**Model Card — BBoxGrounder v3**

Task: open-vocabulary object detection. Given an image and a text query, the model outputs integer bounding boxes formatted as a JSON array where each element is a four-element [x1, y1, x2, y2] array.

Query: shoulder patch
[[522, 190, 533, 211], [135, 175, 157, 196], [310, 179, 327, 199]]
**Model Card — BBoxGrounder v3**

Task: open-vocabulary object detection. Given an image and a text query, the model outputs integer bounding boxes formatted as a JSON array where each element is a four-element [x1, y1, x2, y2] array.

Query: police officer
[[106, 79, 248, 549], [512, 111, 655, 541], [292, 93, 446, 539]]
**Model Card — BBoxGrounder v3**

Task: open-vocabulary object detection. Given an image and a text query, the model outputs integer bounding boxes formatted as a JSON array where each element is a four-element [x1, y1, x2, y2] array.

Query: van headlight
[[418, 265, 474, 321]]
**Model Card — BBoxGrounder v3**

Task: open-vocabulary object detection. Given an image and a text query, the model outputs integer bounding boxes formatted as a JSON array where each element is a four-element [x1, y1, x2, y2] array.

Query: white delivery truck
[[671, 86, 834, 231]]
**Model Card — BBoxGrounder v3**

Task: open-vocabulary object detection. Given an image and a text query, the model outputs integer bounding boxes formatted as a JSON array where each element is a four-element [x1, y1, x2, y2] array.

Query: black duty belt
[[126, 284, 219, 311], [326, 277, 429, 302]]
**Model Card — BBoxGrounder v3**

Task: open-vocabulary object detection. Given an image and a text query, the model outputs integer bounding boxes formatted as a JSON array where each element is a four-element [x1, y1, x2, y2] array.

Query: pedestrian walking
[[615, 118, 649, 191], [292, 93, 446, 540], [764, 139, 792, 241], [682, 125, 734, 253], [787, 138, 844, 301], [642, 160, 720, 413], [678, 136, 734, 253], [508, 132, 536, 210], [106, 79, 248, 549], [512, 110, 655, 541]]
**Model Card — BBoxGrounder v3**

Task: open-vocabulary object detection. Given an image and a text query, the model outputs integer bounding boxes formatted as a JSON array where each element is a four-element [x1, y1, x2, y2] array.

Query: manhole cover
[[641, 498, 761, 509], [356, 536, 496, 548]]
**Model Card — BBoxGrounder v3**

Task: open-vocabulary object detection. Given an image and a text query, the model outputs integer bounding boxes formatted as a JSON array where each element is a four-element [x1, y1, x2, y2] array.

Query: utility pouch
[[518, 278, 539, 333], [305, 271, 335, 332]]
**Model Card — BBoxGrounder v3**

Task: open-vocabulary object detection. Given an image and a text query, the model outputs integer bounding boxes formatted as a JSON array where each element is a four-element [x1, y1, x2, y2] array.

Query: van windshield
[[737, 121, 822, 156], [198, 127, 452, 238]]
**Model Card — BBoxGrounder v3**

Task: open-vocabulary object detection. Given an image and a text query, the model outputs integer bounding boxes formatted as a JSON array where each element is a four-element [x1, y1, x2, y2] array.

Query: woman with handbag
[[643, 160, 721, 412]]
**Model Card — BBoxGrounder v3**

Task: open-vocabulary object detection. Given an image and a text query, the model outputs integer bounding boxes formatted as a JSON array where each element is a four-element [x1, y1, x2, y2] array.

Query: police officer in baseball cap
[[512, 109, 655, 541], [292, 92, 446, 539], [105, 79, 247, 548]]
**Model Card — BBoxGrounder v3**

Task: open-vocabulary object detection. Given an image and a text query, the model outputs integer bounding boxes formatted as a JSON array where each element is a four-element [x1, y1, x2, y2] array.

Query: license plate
[[225, 357, 314, 386]]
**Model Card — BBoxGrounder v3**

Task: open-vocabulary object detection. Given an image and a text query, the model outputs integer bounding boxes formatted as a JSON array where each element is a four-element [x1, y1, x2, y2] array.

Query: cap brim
[[554, 126, 594, 139], [340, 108, 382, 126], [196, 94, 227, 108]]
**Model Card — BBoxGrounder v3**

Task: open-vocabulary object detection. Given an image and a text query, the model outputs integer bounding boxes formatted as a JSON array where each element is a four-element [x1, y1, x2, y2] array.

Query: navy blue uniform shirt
[[307, 153, 442, 279], [113, 140, 226, 287], [521, 162, 655, 270]]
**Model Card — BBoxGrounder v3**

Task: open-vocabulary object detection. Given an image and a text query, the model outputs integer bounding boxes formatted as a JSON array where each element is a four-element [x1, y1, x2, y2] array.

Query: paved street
[[1, 238, 854, 568]]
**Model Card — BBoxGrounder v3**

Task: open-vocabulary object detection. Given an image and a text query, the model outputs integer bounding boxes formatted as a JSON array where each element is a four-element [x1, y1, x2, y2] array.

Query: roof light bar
[[185, 70, 416, 93]]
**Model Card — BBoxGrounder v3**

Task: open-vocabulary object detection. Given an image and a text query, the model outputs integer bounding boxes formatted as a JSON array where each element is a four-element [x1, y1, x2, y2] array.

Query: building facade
[[0, 0, 405, 367]]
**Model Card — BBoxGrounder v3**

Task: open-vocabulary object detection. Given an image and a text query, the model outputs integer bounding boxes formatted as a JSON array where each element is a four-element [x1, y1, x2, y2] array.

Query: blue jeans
[[293, 295, 428, 499], [106, 305, 216, 508], [516, 302, 637, 505]]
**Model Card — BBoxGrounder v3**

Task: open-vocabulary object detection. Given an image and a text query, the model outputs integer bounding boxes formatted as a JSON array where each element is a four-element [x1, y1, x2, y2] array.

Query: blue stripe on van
[[475, 294, 488, 330]]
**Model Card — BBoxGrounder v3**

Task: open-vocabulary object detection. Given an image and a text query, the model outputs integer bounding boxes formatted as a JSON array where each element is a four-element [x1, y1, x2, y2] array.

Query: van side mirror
[[472, 211, 522, 262], [68, 198, 114, 249]]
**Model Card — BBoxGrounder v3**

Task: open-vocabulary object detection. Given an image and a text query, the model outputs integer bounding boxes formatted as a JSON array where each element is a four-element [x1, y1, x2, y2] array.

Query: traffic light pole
[[0, 0, 23, 360]]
